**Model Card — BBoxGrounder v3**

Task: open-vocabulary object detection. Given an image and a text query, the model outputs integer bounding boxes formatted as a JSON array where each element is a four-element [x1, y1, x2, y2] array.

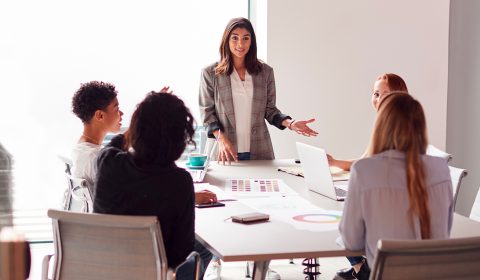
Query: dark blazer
[[93, 134, 195, 269], [199, 62, 290, 160]]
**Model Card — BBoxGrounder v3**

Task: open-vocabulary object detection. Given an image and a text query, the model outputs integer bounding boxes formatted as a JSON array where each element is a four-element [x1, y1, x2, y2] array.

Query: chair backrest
[[58, 155, 93, 213], [64, 173, 93, 213], [370, 236, 480, 280], [57, 154, 73, 175], [449, 165, 468, 211], [470, 187, 480, 222], [47, 209, 168, 280], [426, 144, 452, 162]]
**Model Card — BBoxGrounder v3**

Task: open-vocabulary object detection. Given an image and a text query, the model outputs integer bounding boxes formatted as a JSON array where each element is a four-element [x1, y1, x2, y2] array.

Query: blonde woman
[[333, 74, 408, 279], [339, 93, 453, 280]]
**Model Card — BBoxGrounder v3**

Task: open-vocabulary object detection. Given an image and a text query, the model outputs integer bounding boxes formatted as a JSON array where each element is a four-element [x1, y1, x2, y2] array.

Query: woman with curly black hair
[[94, 91, 211, 279]]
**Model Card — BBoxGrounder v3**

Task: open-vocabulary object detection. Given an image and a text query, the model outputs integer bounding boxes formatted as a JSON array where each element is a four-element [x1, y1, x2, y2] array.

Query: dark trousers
[[237, 152, 251, 161], [347, 256, 364, 266]]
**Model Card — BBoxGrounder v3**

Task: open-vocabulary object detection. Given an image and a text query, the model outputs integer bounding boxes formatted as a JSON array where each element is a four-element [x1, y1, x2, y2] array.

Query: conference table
[[194, 159, 480, 280]]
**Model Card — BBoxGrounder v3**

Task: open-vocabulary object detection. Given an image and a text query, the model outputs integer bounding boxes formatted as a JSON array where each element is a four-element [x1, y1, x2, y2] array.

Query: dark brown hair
[[215, 17, 262, 76], [369, 92, 431, 238], [125, 92, 195, 167]]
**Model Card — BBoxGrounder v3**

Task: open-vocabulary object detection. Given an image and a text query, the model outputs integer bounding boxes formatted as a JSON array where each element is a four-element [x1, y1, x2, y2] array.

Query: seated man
[[71, 81, 123, 192]]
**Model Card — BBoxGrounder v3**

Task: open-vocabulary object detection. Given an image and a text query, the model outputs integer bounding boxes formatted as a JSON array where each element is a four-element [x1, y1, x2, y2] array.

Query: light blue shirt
[[339, 149, 453, 264]]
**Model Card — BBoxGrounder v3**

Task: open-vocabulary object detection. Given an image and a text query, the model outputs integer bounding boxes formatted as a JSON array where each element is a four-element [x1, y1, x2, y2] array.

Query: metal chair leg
[[302, 258, 321, 280], [245, 261, 251, 278]]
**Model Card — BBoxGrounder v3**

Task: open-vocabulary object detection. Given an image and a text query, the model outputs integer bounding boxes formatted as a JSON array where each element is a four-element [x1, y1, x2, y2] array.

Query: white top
[[339, 150, 454, 265], [230, 68, 253, 153], [71, 142, 101, 186]]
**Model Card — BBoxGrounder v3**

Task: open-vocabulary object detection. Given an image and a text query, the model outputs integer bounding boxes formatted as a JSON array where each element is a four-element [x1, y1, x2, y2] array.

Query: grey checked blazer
[[199, 62, 290, 160]]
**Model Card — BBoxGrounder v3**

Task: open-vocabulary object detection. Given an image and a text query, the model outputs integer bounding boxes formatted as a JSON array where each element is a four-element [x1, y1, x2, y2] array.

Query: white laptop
[[296, 142, 349, 201], [187, 141, 217, 183], [187, 154, 211, 183]]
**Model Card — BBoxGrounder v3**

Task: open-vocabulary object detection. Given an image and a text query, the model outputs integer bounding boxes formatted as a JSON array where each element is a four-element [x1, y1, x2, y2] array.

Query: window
[[0, 0, 248, 233]]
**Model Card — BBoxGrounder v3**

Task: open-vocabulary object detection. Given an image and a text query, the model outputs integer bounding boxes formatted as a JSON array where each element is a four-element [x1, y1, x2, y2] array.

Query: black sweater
[[93, 134, 195, 268]]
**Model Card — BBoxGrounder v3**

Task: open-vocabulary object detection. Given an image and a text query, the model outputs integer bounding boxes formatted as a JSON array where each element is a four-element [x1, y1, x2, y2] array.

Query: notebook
[[295, 142, 349, 201]]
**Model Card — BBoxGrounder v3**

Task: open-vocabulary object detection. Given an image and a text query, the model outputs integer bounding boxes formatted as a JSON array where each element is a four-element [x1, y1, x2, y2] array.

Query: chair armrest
[[172, 251, 201, 280], [42, 254, 53, 280]]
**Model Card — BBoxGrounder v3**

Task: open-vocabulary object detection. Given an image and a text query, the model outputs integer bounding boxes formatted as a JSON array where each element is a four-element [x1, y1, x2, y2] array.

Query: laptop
[[295, 142, 349, 201], [187, 154, 211, 183]]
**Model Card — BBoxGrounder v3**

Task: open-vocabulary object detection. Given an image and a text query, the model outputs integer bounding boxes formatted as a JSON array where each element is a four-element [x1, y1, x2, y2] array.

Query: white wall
[[262, 0, 450, 159], [447, 0, 480, 216]]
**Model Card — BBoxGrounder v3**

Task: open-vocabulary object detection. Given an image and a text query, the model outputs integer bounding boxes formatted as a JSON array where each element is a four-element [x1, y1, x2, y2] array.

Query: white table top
[[194, 159, 480, 262]]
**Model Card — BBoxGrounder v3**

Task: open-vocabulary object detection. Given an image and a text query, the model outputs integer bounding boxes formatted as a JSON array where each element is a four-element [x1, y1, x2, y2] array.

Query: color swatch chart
[[226, 179, 291, 194]]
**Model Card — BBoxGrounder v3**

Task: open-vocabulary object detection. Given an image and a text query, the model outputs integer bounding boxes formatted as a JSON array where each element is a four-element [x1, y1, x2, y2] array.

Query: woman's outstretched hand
[[290, 118, 318, 137]]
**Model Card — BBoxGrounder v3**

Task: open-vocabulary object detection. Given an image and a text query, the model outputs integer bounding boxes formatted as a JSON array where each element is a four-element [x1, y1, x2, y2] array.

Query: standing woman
[[339, 93, 453, 280], [199, 17, 318, 164]]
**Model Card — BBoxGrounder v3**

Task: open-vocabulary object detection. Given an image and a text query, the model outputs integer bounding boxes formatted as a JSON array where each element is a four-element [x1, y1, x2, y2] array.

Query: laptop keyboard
[[335, 187, 347, 197], [187, 169, 204, 182]]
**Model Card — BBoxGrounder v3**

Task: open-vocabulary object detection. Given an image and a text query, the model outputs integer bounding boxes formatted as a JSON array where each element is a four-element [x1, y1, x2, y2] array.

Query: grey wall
[[447, 0, 480, 216], [263, 0, 450, 161]]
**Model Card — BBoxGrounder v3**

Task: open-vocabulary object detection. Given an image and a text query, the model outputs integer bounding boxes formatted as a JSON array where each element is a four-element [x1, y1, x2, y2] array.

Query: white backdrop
[[260, 0, 450, 160]]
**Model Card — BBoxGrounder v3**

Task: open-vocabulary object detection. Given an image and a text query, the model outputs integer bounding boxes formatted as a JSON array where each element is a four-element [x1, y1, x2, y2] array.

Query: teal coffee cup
[[188, 154, 207, 166]]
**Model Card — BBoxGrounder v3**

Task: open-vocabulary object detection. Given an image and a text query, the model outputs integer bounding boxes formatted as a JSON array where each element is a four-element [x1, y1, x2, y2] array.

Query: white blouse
[[339, 150, 453, 265], [230, 68, 253, 153]]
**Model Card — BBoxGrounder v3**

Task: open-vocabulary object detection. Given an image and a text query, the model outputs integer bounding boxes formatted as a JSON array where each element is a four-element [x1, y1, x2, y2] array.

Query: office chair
[[64, 173, 93, 213], [58, 155, 93, 213], [449, 166, 468, 212], [470, 187, 480, 222], [57, 154, 73, 175], [370, 236, 480, 280], [42, 209, 200, 280], [426, 144, 452, 162]]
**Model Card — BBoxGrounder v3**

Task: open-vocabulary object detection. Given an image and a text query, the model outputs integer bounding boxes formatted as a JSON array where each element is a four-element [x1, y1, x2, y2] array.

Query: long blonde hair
[[368, 92, 431, 239]]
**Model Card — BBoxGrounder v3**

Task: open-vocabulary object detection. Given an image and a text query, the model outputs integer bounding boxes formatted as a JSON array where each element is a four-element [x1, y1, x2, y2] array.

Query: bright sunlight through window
[[0, 0, 248, 211]]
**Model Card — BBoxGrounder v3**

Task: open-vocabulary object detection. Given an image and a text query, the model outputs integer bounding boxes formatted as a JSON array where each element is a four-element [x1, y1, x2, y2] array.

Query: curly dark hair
[[126, 92, 196, 167], [72, 81, 118, 123]]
